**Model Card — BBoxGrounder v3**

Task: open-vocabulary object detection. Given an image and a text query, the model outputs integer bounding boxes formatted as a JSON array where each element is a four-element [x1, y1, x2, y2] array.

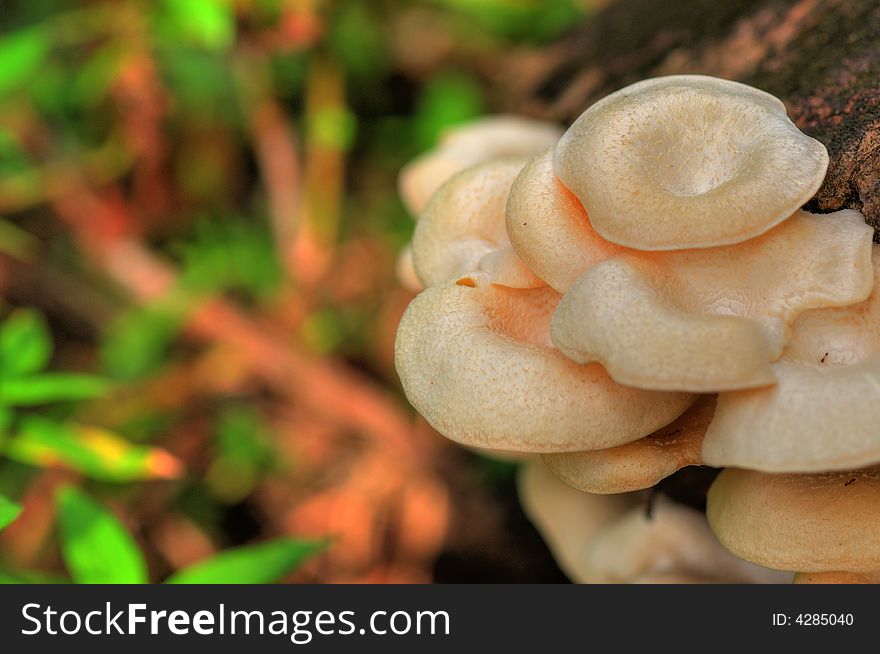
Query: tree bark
[[502, 0, 880, 235]]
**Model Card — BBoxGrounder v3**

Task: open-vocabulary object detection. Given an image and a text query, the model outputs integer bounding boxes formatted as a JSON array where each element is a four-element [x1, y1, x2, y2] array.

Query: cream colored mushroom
[[517, 463, 636, 582], [550, 209, 873, 392], [582, 495, 790, 584], [411, 158, 543, 289], [543, 395, 714, 494], [395, 275, 695, 452], [518, 464, 787, 584], [707, 467, 880, 577], [553, 75, 829, 250], [507, 149, 625, 293], [400, 116, 563, 215], [703, 247, 880, 472]]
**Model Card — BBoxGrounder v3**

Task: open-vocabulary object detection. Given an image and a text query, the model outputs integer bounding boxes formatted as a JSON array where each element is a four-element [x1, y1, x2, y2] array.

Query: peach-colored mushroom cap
[[395, 276, 694, 452], [553, 75, 829, 250], [703, 246, 880, 473], [400, 115, 563, 215], [507, 149, 625, 293], [518, 464, 787, 584], [543, 395, 714, 494], [550, 209, 874, 392], [411, 158, 543, 289], [707, 467, 880, 573]]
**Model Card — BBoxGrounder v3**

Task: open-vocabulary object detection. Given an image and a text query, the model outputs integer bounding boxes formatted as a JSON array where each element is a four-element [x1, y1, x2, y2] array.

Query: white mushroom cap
[[703, 246, 880, 473], [395, 276, 695, 452], [707, 467, 880, 573], [411, 158, 544, 289], [400, 115, 563, 215], [542, 395, 714, 494], [518, 464, 787, 584], [554, 75, 829, 250], [550, 209, 874, 392], [506, 149, 625, 292]]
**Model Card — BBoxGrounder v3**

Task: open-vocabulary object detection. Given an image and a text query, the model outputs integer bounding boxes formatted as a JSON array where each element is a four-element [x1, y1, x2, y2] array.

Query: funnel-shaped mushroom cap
[[411, 158, 543, 289], [703, 247, 880, 472], [507, 149, 625, 292], [395, 276, 695, 452], [551, 209, 874, 392], [542, 396, 714, 494], [518, 464, 786, 584], [554, 75, 829, 250], [707, 467, 880, 573], [400, 116, 563, 215]]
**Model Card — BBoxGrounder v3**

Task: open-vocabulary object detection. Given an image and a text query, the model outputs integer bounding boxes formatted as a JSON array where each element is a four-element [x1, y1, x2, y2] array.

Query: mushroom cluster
[[394, 76, 880, 583]]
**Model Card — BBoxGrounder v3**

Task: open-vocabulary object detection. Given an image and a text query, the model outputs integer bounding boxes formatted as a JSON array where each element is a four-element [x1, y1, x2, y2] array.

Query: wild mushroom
[[583, 495, 789, 584], [549, 209, 873, 391], [542, 395, 714, 494], [400, 116, 563, 216], [395, 76, 876, 584], [707, 467, 880, 581], [517, 462, 636, 582], [553, 75, 829, 250], [507, 149, 625, 293], [394, 275, 695, 453], [411, 158, 542, 289], [702, 246, 880, 472], [518, 463, 786, 584]]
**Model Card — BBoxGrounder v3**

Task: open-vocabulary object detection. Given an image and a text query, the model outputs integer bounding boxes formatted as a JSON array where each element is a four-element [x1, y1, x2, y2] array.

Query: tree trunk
[[501, 0, 880, 234]]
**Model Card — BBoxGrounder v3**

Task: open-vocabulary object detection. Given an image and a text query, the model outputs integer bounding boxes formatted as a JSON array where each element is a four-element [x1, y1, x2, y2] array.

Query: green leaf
[[162, 0, 236, 51], [177, 218, 282, 299], [328, 2, 387, 82], [56, 486, 148, 584], [0, 495, 21, 531], [5, 416, 182, 482], [101, 303, 185, 381], [0, 373, 110, 406], [306, 106, 358, 151], [205, 406, 273, 503], [434, 0, 585, 42], [0, 309, 52, 378], [167, 538, 325, 584], [414, 71, 485, 150], [0, 405, 13, 435], [0, 217, 39, 261], [0, 27, 50, 97]]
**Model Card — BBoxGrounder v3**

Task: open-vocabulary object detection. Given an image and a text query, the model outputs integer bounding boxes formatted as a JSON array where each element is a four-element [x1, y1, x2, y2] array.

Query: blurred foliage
[[0, 495, 21, 531], [176, 218, 284, 299], [57, 485, 150, 583], [166, 537, 326, 584], [0, 0, 591, 584], [205, 405, 275, 503]]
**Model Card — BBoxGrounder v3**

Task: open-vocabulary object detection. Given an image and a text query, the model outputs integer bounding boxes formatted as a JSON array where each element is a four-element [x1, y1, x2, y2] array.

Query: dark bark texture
[[501, 0, 880, 235]]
